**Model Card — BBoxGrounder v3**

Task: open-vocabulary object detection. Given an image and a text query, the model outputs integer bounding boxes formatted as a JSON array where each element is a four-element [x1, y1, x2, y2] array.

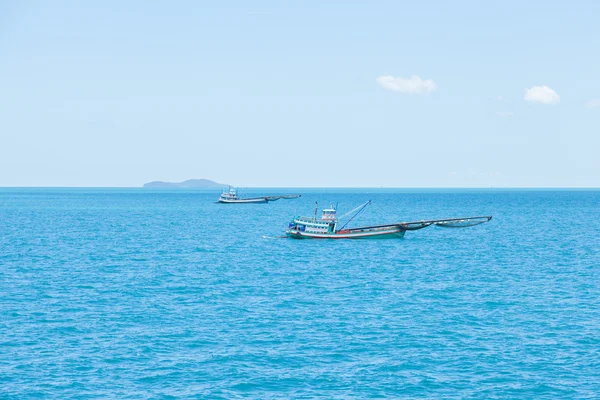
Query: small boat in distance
[[218, 187, 301, 204], [286, 201, 491, 239]]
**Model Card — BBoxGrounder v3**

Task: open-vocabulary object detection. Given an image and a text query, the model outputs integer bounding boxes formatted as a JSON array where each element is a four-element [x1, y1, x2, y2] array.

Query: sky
[[1, 0, 599, 187]]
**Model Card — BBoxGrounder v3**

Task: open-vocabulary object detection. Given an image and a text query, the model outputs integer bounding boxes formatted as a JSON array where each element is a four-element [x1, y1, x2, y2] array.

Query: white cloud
[[524, 85, 560, 105], [496, 111, 514, 117], [376, 75, 437, 94], [585, 99, 600, 109]]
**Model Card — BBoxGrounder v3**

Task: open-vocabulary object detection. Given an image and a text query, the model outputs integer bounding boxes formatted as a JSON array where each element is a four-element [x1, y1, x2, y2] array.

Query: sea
[[1, 188, 599, 398]]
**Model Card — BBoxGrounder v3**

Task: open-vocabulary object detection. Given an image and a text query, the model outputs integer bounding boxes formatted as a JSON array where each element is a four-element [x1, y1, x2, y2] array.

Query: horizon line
[[2, 186, 600, 190]]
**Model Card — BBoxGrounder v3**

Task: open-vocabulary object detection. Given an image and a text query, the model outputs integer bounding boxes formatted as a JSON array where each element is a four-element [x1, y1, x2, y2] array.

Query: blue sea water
[[1, 188, 600, 398]]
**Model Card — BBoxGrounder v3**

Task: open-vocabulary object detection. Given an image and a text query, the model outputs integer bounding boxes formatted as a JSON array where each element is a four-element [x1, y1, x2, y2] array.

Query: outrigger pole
[[337, 200, 372, 231], [343, 215, 493, 232]]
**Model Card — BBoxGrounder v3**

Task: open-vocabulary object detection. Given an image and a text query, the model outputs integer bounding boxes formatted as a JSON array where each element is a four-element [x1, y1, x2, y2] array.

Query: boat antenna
[[338, 200, 371, 231]]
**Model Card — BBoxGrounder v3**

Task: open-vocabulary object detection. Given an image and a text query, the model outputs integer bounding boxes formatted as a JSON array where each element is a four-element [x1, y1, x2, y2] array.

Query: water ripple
[[1, 189, 599, 398]]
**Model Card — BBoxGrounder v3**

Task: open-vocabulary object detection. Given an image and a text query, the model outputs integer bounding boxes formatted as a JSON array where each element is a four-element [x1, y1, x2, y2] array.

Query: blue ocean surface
[[1, 188, 599, 398]]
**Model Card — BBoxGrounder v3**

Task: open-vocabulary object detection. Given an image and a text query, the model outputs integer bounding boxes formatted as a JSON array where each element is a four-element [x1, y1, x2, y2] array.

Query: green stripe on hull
[[286, 230, 405, 239]]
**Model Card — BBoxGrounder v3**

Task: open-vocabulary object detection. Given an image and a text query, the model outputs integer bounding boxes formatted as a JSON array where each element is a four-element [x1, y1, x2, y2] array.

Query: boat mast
[[313, 202, 318, 222]]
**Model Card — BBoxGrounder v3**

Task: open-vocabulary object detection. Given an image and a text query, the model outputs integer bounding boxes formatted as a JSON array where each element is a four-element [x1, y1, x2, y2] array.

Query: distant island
[[143, 179, 229, 189]]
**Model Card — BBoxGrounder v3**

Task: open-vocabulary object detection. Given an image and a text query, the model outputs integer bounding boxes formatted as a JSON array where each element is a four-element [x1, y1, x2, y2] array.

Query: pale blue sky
[[1, 0, 599, 187]]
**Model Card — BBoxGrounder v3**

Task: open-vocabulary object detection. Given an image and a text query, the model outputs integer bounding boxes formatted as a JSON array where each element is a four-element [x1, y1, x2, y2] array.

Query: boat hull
[[218, 198, 269, 204], [286, 228, 405, 239]]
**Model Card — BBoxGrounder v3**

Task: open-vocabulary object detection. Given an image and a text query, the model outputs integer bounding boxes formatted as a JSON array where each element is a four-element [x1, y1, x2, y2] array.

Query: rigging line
[[337, 200, 371, 220], [338, 200, 371, 231]]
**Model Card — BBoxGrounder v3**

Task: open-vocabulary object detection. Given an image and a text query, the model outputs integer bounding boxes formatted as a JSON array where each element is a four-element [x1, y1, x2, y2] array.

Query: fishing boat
[[218, 187, 301, 204], [286, 201, 491, 239]]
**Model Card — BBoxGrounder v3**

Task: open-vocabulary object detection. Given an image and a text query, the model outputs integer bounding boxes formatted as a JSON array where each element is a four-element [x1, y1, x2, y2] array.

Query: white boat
[[286, 201, 491, 239], [218, 187, 301, 204]]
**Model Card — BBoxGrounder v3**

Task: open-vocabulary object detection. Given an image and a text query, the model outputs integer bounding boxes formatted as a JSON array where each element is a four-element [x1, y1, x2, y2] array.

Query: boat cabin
[[219, 187, 238, 201], [289, 206, 338, 234]]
